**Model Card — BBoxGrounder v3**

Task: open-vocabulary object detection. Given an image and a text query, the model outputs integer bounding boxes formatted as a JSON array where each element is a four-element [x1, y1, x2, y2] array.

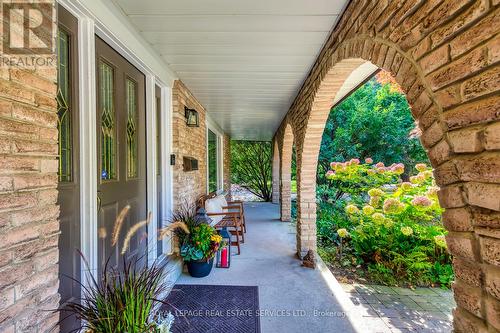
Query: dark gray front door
[[57, 5, 80, 332], [95, 37, 147, 272]]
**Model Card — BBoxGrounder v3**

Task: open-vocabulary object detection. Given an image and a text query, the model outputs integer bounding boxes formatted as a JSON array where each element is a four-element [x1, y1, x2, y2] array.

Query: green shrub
[[319, 159, 453, 288]]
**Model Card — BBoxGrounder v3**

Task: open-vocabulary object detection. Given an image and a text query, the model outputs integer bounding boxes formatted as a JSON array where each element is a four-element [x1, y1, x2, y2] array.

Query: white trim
[[160, 85, 174, 254], [56, 0, 100, 285], [78, 16, 98, 280], [145, 74, 158, 265], [59, 0, 176, 86], [206, 119, 224, 194]]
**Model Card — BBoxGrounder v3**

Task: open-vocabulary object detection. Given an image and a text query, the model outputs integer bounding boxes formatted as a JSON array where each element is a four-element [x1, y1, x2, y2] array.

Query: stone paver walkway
[[341, 283, 455, 332]]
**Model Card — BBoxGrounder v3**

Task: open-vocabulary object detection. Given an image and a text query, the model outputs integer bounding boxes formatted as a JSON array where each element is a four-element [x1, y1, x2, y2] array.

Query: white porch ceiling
[[113, 0, 352, 140]]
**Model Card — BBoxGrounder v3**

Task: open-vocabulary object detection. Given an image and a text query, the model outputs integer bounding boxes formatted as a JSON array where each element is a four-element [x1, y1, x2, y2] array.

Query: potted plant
[[180, 223, 222, 277], [167, 204, 222, 278]]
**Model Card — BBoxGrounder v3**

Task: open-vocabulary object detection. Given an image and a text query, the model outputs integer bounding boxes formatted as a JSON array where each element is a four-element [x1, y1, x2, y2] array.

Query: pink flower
[[375, 162, 385, 168], [326, 170, 335, 179], [365, 157, 373, 164], [350, 158, 360, 165], [411, 196, 432, 207], [383, 198, 404, 214], [415, 163, 428, 172], [392, 163, 405, 174], [367, 169, 376, 175], [330, 162, 338, 169]]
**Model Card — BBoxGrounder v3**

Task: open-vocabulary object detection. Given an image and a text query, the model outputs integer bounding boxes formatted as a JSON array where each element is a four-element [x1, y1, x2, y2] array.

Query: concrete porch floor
[[177, 202, 363, 333]]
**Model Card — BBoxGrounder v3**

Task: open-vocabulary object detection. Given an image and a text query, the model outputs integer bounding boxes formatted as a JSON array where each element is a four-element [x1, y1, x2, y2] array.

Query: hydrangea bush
[[323, 159, 453, 287]]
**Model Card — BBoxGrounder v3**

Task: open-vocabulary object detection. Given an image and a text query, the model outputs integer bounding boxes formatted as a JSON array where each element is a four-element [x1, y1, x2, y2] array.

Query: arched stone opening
[[272, 140, 280, 204], [279, 123, 295, 222], [275, 5, 499, 328]]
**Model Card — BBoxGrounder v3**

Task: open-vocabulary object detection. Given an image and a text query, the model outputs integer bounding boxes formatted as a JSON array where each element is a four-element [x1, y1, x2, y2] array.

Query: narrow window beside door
[[126, 78, 138, 178], [57, 29, 72, 182], [208, 129, 218, 193], [100, 61, 117, 180]]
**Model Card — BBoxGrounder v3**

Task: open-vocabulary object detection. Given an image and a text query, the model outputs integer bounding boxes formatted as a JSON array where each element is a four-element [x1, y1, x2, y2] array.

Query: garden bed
[[319, 247, 445, 289]]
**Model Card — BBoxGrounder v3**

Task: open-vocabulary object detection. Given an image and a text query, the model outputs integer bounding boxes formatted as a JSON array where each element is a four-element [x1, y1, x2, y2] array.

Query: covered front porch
[[174, 202, 454, 333], [0, 0, 498, 332], [178, 202, 357, 332]]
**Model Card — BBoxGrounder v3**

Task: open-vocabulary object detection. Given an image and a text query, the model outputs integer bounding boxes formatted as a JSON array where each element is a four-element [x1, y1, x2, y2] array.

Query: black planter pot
[[186, 258, 214, 278]]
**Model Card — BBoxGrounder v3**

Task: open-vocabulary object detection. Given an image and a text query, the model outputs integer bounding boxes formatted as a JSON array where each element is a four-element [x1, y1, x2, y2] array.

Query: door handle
[[97, 190, 102, 212]]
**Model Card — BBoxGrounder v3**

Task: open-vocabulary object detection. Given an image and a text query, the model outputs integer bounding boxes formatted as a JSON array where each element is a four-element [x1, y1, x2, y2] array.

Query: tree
[[317, 72, 428, 188], [231, 141, 272, 201]]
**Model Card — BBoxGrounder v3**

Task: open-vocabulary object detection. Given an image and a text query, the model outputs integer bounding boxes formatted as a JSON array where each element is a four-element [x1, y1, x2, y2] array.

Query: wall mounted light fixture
[[184, 106, 199, 127]]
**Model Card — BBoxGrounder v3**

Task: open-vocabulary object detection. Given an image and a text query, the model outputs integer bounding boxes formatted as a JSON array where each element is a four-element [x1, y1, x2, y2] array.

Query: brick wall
[[273, 0, 500, 331], [223, 133, 231, 200], [172, 80, 207, 208], [0, 2, 60, 331]]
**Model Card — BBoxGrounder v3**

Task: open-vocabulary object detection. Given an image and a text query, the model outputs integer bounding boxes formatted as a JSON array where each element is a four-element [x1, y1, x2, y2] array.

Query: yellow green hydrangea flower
[[369, 196, 381, 207], [372, 212, 385, 224], [337, 228, 349, 238], [345, 204, 360, 215], [434, 235, 447, 248], [362, 205, 375, 215], [368, 188, 385, 197], [401, 226, 413, 236]]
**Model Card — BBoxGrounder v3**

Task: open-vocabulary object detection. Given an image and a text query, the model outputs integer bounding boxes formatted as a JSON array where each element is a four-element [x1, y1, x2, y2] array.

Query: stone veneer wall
[[0, 1, 60, 331], [172, 80, 208, 208], [273, 0, 500, 331]]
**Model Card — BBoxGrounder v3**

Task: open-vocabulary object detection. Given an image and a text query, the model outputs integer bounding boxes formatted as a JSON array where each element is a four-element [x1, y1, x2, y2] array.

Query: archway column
[[279, 157, 291, 221], [272, 140, 280, 204], [278, 124, 294, 222]]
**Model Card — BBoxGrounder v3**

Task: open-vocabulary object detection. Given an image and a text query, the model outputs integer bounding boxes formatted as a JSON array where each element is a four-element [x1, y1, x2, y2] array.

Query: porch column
[[272, 140, 280, 204], [296, 147, 318, 259], [279, 163, 291, 221]]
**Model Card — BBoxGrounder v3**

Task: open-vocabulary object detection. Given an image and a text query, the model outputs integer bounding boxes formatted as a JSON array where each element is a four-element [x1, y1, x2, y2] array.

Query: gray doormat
[[162, 284, 261, 333]]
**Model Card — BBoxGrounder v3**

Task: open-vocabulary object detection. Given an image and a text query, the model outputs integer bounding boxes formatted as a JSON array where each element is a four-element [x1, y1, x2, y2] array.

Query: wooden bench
[[198, 193, 246, 255]]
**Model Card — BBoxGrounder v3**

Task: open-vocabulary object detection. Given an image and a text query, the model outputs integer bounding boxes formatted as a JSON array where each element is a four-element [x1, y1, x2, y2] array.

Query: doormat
[[162, 284, 261, 333]]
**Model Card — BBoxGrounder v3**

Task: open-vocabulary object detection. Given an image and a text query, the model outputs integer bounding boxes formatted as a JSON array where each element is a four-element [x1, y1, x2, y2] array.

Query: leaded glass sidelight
[[57, 29, 72, 182], [100, 61, 117, 180], [126, 79, 138, 178], [208, 129, 218, 193]]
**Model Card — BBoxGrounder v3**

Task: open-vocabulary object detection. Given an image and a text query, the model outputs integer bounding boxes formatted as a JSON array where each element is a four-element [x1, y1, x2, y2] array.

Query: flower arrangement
[[180, 224, 222, 262]]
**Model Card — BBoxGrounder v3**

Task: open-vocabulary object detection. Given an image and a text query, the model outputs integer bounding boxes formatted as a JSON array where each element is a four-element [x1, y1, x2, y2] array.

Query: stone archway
[[273, 1, 500, 331]]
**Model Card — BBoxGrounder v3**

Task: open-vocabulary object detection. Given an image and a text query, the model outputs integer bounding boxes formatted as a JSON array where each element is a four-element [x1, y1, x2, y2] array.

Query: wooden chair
[[198, 193, 245, 254]]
